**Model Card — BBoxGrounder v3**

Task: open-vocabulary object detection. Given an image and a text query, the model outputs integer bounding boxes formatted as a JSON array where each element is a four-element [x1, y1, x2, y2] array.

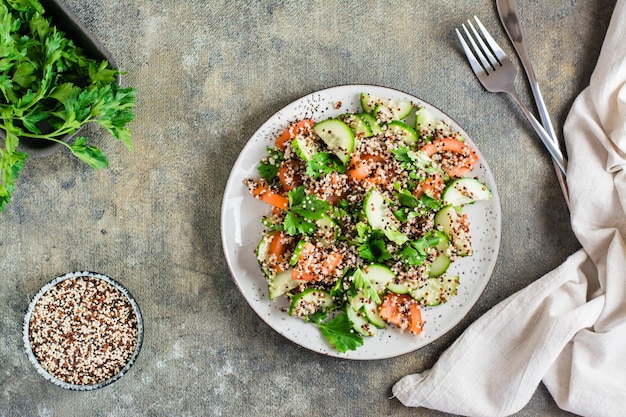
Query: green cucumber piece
[[289, 238, 307, 266], [429, 253, 451, 277], [387, 120, 418, 146], [434, 205, 472, 256], [348, 291, 386, 329], [361, 92, 413, 122], [288, 288, 334, 317], [313, 118, 355, 164], [346, 304, 376, 336], [364, 187, 398, 231], [339, 113, 373, 138], [442, 178, 492, 207], [292, 135, 319, 161], [358, 112, 383, 135], [360, 92, 378, 113], [410, 276, 459, 306], [364, 187, 408, 245], [362, 264, 395, 294], [316, 214, 338, 246], [386, 279, 419, 294], [428, 230, 451, 277], [256, 233, 272, 277], [269, 268, 301, 300], [415, 106, 452, 138]]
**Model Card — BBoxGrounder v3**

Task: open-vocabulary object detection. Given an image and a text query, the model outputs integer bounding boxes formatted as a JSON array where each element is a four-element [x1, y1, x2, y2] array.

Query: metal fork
[[455, 16, 567, 175]]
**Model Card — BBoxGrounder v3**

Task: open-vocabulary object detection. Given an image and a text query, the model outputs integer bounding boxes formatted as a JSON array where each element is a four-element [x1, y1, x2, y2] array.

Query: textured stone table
[[0, 1, 615, 416]]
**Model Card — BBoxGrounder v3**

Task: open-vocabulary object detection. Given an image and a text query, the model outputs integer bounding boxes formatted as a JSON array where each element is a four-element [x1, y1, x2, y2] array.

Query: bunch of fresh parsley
[[0, 0, 137, 211]]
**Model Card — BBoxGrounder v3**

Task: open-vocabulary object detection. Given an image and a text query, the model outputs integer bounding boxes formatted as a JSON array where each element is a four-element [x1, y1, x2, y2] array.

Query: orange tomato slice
[[420, 137, 478, 178], [249, 181, 289, 210], [379, 293, 424, 334], [275, 119, 315, 150]]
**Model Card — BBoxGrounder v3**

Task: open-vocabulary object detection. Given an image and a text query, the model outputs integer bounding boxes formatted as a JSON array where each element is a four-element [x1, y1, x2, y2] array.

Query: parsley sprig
[[0, 1, 136, 211], [283, 185, 332, 236], [309, 312, 363, 353]]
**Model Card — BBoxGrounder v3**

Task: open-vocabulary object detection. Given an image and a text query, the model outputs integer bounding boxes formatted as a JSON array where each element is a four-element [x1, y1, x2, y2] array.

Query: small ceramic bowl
[[9, 0, 119, 158], [23, 271, 143, 391]]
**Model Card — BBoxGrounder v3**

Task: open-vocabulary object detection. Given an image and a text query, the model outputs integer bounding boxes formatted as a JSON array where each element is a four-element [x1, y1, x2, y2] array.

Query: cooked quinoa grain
[[28, 275, 139, 386]]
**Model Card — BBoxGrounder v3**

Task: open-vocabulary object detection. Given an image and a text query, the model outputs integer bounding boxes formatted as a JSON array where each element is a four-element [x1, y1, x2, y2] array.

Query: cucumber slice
[[315, 214, 338, 246], [292, 135, 319, 161], [348, 291, 386, 329], [269, 268, 302, 300], [364, 187, 408, 244], [346, 304, 376, 336], [358, 112, 383, 135], [289, 238, 307, 266], [415, 106, 452, 138], [362, 264, 395, 294], [429, 253, 450, 277], [434, 205, 472, 256], [256, 234, 271, 276], [428, 230, 451, 277], [363, 306, 386, 329], [339, 113, 373, 138], [386, 278, 419, 295], [410, 276, 459, 306], [363, 187, 399, 232], [442, 178, 492, 207], [361, 93, 413, 122], [387, 120, 418, 146], [313, 119, 355, 164], [360, 92, 378, 113], [289, 288, 334, 317]]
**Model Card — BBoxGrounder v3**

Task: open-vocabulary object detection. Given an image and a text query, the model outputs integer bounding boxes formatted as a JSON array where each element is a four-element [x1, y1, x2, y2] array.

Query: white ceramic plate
[[221, 85, 501, 360]]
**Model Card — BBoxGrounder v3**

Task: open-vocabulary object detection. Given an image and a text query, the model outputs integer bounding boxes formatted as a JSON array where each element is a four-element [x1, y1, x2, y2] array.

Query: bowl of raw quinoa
[[23, 271, 143, 390]]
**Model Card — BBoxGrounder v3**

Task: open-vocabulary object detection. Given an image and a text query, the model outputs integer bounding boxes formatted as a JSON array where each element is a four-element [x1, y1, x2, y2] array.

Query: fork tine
[[467, 20, 499, 70], [460, 23, 492, 73], [473, 16, 507, 63], [455, 28, 485, 77]]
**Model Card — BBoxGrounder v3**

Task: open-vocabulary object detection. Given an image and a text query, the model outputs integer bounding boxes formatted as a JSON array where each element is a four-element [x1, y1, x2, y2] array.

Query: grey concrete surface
[[0, 1, 615, 416]]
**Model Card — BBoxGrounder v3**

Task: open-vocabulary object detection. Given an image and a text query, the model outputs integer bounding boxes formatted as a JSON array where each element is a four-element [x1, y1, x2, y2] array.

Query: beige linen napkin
[[392, 1, 626, 415]]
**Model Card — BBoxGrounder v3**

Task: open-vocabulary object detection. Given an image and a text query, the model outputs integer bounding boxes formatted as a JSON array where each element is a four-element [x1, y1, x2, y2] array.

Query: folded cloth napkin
[[392, 1, 626, 415]]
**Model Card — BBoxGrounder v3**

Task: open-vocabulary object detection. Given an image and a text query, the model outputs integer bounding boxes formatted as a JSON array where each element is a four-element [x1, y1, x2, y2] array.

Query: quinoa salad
[[244, 92, 492, 353]]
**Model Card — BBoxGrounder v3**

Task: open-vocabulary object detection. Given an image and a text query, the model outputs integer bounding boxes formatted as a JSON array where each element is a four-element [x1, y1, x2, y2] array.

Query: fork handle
[[507, 91, 567, 175]]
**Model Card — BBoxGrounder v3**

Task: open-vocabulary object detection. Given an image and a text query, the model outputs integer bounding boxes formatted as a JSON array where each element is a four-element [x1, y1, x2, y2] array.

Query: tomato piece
[[420, 137, 478, 178], [248, 180, 289, 210], [275, 119, 315, 150], [379, 293, 424, 334], [320, 252, 343, 276], [292, 242, 343, 282], [277, 161, 301, 191], [413, 172, 445, 200], [346, 154, 384, 182]]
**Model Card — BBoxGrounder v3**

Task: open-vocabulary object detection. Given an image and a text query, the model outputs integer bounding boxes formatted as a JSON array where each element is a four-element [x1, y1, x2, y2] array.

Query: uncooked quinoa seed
[[28, 275, 139, 386]]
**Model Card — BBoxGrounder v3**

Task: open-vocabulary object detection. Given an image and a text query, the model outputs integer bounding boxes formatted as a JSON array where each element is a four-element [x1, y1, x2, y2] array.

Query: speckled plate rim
[[221, 84, 502, 360], [23, 271, 144, 390]]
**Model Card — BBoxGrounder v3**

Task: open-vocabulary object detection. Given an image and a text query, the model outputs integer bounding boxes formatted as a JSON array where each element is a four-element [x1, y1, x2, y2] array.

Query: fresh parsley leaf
[[283, 185, 332, 236], [392, 145, 444, 177], [399, 232, 443, 266], [69, 137, 108, 170], [383, 228, 408, 245], [396, 188, 419, 208], [313, 312, 363, 353], [305, 152, 346, 178], [358, 229, 392, 262], [257, 147, 284, 183]]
